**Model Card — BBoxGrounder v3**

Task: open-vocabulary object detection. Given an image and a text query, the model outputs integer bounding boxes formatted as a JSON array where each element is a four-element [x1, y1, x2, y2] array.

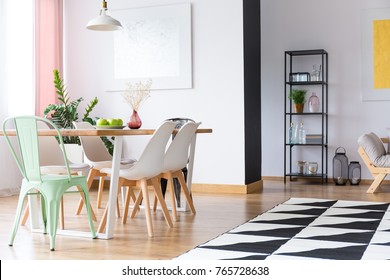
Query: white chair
[[161, 122, 200, 220], [72, 121, 136, 216], [148, 122, 200, 221], [160, 118, 195, 206], [21, 122, 95, 228], [100, 121, 176, 237]]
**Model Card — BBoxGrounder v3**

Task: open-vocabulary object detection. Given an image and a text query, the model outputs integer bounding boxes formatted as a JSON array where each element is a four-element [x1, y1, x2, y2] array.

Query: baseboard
[[91, 176, 390, 193], [0, 187, 20, 197], [262, 176, 328, 183], [262, 176, 390, 186], [192, 180, 263, 194], [261, 176, 284, 181], [91, 178, 263, 194]]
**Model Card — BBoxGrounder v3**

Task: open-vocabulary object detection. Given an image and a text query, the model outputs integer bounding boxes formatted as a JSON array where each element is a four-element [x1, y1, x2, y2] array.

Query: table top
[[0, 128, 213, 137]]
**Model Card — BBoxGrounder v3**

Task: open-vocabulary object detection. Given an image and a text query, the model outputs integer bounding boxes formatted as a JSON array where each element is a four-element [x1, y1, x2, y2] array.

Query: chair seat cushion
[[41, 163, 91, 174], [120, 158, 137, 165], [88, 158, 136, 170], [358, 132, 390, 167]]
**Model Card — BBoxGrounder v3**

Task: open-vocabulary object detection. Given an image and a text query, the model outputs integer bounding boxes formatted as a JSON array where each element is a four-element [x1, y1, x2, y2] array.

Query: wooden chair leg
[[21, 204, 29, 226], [129, 189, 137, 204], [153, 176, 163, 212], [122, 187, 130, 224], [367, 173, 386, 193], [116, 197, 121, 218], [76, 169, 98, 215], [97, 205, 108, 233], [98, 199, 124, 233], [21, 198, 70, 229], [153, 195, 158, 212], [75, 185, 97, 221], [122, 187, 132, 224], [97, 176, 105, 209], [120, 178, 138, 224], [140, 179, 154, 237], [59, 196, 65, 229], [131, 190, 143, 218], [176, 171, 196, 214], [122, 186, 138, 221], [151, 177, 173, 228], [97, 191, 123, 232]]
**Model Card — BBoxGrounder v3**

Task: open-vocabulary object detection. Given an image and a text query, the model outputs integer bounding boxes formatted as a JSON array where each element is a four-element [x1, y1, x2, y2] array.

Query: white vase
[[308, 92, 320, 112]]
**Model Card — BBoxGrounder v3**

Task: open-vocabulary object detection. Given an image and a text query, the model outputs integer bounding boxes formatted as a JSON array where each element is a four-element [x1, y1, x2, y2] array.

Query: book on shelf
[[306, 134, 323, 144], [306, 134, 322, 139]]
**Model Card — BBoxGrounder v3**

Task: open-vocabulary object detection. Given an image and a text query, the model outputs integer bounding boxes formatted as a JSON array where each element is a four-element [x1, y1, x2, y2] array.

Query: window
[[4, 0, 35, 116]]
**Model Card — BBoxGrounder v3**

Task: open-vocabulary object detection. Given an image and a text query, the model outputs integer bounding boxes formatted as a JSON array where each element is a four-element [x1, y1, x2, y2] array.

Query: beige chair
[[358, 132, 390, 193], [72, 121, 136, 217]]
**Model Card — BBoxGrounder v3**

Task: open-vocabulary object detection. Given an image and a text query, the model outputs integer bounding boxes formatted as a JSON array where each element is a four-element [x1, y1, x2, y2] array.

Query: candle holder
[[333, 147, 349, 185], [308, 162, 318, 174], [348, 161, 361, 185]]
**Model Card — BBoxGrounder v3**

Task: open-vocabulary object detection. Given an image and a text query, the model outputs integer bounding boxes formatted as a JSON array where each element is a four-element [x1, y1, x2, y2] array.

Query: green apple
[[107, 118, 115, 125], [96, 118, 108, 126], [116, 118, 123, 126], [107, 118, 123, 126]]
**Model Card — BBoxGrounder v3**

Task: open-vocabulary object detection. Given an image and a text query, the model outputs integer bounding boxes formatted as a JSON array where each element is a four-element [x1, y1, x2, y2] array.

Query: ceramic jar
[[308, 162, 318, 174], [297, 161, 307, 174]]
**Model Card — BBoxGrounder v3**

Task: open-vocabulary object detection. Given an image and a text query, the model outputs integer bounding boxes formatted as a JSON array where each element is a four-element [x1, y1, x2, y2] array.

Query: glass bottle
[[298, 122, 306, 144], [318, 65, 322, 81], [308, 92, 320, 112], [289, 122, 294, 143], [311, 64, 318, 81], [293, 123, 299, 144]]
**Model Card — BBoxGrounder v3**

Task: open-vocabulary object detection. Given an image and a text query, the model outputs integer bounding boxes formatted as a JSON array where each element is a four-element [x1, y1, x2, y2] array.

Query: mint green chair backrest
[[2, 116, 72, 182]]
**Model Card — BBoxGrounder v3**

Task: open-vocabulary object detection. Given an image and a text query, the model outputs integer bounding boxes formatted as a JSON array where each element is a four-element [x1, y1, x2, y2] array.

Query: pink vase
[[127, 110, 142, 129]]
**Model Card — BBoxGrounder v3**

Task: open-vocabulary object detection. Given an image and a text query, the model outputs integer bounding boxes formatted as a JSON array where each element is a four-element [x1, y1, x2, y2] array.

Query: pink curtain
[[35, 0, 63, 116]]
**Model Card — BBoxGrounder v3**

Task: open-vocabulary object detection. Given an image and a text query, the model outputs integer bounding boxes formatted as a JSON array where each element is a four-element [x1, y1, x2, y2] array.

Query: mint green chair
[[2, 116, 96, 251]]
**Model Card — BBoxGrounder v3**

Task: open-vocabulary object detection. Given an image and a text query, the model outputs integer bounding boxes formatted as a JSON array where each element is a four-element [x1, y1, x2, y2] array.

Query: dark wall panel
[[243, 0, 261, 184]]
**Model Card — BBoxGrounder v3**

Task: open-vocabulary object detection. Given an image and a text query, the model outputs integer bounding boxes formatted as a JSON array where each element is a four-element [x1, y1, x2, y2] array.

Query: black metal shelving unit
[[284, 49, 328, 183]]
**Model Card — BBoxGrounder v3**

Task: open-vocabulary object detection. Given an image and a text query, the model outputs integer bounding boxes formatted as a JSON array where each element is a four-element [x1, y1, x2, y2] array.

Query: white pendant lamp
[[86, 0, 122, 31]]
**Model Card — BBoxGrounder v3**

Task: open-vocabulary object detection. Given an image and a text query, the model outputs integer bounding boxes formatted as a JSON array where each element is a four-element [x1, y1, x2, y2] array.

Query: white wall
[[63, 0, 245, 185], [262, 0, 390, 180]]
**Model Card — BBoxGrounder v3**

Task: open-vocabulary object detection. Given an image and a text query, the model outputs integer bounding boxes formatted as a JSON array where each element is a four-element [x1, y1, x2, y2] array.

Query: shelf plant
[[288, 89, 307, 113]]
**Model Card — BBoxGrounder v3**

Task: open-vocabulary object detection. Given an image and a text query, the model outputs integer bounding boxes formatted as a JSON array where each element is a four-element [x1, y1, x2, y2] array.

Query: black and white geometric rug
[[176, 198, 390, 260]]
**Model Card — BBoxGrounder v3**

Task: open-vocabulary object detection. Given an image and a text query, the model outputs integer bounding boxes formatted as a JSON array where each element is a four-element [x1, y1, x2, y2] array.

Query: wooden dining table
[[1, 127, 212, 239]]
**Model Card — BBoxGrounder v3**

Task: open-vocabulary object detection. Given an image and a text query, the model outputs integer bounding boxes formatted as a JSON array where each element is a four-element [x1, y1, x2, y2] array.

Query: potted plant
[[43, 69, 114, 156], [43, 69, 99, 144], [289, 89, 307, 113]]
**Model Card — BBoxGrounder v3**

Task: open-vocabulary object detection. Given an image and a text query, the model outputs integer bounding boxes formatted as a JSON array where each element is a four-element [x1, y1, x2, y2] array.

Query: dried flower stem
[[122, 79, 152, 111]]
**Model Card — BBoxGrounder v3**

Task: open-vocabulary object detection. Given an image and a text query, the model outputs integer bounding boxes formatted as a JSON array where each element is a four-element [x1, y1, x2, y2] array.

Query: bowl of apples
[[95, 118, 125, 129]]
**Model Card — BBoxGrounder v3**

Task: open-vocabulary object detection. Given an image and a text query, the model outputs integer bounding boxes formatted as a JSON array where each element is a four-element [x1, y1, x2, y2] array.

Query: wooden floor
[[1, 180, 390, 260]]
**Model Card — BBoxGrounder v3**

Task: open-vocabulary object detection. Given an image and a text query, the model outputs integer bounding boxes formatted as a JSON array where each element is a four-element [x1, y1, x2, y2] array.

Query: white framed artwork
[[361, 8, 390, 101], [108, 3, 192, 91]]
